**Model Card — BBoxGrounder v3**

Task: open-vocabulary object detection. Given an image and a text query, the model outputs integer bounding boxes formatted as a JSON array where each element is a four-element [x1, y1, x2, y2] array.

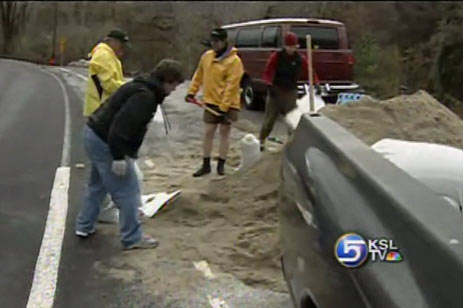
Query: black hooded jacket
[[87, 75, 166, 160]]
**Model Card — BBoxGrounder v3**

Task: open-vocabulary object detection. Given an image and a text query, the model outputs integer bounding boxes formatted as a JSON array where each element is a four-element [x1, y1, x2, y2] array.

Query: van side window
[[262, 26, 281, 48], [291, 26, 339, 50], [226, 28, 238, 45], [236, 27, 262, 48]]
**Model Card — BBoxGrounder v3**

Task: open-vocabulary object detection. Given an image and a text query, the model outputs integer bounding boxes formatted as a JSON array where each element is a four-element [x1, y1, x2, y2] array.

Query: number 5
[[339, 239, 365, 262]]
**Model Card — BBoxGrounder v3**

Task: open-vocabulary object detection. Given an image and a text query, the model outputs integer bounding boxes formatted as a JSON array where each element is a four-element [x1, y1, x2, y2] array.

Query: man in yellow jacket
[[83, 28, 129, 117], [186, 28, 244, 177]]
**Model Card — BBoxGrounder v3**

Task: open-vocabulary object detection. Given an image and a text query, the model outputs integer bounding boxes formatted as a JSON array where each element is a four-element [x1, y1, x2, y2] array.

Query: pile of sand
[[319, 90, 463, 149], [138, 148, 286, 293]]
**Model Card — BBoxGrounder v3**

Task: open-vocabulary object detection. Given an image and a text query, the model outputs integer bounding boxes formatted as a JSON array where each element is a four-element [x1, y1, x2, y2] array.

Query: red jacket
[[262, 51, 320, 86]]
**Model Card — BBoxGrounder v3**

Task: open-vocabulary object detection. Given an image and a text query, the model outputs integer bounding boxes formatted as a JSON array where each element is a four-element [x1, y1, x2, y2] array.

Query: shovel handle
[[187, 98, 222, 117]]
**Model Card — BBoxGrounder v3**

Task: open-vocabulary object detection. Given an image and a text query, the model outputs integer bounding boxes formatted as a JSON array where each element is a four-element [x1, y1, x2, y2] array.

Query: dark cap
[[210, 28, 227, 41], [107, 28, 130, 44]]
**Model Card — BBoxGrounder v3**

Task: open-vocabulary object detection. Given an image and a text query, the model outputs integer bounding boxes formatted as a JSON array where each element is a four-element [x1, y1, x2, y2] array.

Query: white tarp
[[371, 138, 463, 212], [140, 190, 181, 217]]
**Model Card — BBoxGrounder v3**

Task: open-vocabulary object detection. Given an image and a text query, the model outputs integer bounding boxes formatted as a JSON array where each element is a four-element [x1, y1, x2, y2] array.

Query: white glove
[[112, 159, 128, 177]]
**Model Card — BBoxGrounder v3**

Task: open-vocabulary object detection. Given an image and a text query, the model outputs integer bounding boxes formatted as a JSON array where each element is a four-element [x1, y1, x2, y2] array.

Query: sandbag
[[371, 138, 463, 212], [237, 134, 262, 171]]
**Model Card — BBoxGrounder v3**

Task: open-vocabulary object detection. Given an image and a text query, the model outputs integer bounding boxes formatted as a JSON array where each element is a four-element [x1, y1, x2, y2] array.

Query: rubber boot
[[217, 158, 226, 176], [193, 157, 211, 177]]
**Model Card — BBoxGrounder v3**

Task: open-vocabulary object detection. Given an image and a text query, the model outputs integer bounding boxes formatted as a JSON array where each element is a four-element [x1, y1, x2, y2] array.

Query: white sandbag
[[237, 134, 262, 171], [285, 84, 325, 130], [98, 203, 119, 224], [371, 138, 463, 212]]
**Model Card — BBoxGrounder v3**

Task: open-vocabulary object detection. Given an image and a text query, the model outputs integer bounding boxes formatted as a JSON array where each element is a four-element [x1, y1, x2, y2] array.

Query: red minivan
[[221, 18, 359, 109]]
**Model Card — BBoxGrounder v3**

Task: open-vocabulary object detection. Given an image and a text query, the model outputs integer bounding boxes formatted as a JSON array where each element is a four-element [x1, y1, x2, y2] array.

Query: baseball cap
[[210, 28, 227, 41], [107, 28, 132, 48]]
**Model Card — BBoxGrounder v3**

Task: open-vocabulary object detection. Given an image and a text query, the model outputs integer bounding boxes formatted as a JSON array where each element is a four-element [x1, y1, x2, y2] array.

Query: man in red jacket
[[259, 31, 319, 151]]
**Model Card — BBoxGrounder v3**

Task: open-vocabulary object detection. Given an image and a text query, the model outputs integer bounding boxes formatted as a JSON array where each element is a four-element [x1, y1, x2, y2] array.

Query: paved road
[[0, 60, 64, 307], [0, 60, 123, 308]]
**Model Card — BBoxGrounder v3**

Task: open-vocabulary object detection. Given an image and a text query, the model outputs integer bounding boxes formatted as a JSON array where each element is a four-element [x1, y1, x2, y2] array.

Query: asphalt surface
[[0, 60, 123, 308], [0, 60, 64, 307]]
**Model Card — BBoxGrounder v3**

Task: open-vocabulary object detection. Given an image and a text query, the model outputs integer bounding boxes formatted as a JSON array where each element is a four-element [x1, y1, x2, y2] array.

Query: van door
[[290, 25, 353, 83]]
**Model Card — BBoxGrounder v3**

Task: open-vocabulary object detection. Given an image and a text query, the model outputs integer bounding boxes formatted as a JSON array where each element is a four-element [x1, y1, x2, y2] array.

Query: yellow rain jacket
[[188, 47, 244, 112], [83, 42, 125, 117]]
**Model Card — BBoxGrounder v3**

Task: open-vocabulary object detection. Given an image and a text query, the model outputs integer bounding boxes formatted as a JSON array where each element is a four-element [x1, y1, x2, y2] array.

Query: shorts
[[203, 104, 239, 125]]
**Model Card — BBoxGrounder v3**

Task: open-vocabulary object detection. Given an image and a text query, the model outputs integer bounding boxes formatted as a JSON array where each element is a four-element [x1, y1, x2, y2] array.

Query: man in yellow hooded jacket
[[186, 28, 244, 177], [83, 28, 129, 117]]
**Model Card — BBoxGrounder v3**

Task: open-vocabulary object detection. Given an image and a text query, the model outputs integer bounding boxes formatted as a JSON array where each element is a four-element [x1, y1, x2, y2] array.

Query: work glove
[[112, 159, 129, 177], [185, 94, 195, 103]]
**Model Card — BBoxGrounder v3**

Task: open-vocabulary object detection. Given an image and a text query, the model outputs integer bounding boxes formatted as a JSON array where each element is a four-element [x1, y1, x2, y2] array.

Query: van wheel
[[241, 79, 259, 110]]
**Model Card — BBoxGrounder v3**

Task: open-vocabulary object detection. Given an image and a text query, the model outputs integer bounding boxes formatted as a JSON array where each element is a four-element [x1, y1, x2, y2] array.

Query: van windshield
[[290, 26, 339, 50]]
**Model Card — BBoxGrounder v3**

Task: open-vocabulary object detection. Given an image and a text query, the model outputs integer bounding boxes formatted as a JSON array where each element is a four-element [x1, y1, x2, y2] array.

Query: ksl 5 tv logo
[[335, 233, 403, 268]]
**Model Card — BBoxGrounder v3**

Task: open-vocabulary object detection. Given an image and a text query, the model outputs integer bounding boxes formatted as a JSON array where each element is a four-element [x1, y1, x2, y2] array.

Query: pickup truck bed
[[279, 114, 463, 308]]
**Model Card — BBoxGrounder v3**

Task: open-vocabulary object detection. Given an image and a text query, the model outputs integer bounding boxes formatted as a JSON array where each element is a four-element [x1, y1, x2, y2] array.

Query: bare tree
[[0, 1, 28, 54]]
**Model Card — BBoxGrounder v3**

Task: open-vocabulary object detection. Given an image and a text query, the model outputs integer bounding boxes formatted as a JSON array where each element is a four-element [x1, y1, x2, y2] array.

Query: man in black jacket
[[76, 59, 185, 250]]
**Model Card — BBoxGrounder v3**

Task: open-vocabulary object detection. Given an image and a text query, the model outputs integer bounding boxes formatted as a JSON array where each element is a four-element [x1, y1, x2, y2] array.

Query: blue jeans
[[76, 125, 142, 247]]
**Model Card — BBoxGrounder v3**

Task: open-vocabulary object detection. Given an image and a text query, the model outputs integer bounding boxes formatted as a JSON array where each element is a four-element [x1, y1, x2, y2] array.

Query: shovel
[[186, 97, 223, 117], [186, 97, 259, 133]]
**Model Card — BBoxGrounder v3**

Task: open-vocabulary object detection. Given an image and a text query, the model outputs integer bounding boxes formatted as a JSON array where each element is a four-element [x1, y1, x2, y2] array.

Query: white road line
[[47, 72, 72, 167], [26, 167, 71, 308], [59, 67, 88, 82], [26, 67, 73, 307]]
